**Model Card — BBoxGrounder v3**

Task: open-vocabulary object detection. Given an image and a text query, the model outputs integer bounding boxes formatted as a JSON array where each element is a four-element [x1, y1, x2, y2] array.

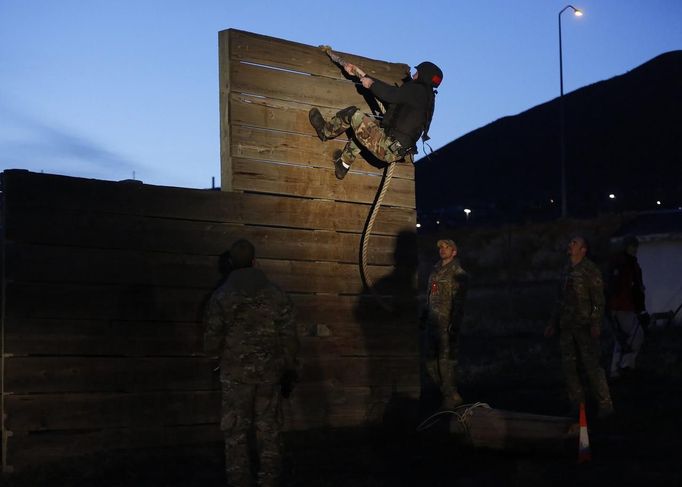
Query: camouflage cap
[[436, 239, 457, 250]]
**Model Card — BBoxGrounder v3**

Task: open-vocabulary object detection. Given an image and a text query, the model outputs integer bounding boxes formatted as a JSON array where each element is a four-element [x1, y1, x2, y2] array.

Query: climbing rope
[[360, 161, 396, 312]]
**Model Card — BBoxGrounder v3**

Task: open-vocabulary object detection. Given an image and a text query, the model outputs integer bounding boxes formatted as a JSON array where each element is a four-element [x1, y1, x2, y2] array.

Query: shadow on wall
[[354, 230, 420, 428]]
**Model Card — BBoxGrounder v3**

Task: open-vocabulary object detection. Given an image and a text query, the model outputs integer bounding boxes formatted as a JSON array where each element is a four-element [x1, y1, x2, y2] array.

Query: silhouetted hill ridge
[[417, 50, 682, 220]]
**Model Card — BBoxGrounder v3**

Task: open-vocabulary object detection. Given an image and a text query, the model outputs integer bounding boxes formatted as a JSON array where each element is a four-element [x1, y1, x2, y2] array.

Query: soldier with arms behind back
[[545, 235, 614, 419], [204, 239, 299, 487], [421, 239, 468, 411]]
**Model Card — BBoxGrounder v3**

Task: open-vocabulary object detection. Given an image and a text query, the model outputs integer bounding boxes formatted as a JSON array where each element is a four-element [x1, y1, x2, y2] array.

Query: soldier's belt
[[388, 138, 411, 157]]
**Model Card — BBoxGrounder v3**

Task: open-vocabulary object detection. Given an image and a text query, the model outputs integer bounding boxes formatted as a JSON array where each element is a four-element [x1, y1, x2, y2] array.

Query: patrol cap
[[436, 239, 457, 250]]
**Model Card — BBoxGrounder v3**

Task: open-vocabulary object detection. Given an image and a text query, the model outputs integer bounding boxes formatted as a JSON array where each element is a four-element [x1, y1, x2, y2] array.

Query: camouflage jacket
[[426, 258, 468, 324], [204, 267, 298, 384], [553, 257, 605, 329]]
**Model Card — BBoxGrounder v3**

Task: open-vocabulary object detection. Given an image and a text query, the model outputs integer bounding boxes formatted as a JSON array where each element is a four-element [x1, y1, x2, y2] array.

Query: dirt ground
[[2, 326, 680, 487]]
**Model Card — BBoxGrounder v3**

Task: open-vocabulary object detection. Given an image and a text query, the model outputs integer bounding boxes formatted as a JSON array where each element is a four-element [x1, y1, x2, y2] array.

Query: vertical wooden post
[[219, 30, 232, 192]]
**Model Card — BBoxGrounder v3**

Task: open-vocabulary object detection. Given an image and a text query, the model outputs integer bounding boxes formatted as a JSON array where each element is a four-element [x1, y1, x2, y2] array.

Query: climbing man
[[308, 60, 443, 179], [545, 235, 614, 419], [421, 239, 468, 411]]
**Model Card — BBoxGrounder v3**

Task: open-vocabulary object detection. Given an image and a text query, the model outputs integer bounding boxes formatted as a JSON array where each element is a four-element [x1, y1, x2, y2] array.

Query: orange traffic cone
[[577, 402, 591, 463]]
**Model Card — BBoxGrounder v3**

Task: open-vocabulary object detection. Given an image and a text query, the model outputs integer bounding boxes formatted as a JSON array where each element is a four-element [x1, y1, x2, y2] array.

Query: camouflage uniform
[[318, 108, 406, 166], [204, 267, 298, 487], [423, 258, 468, 406], [552, 257, 613, 413]]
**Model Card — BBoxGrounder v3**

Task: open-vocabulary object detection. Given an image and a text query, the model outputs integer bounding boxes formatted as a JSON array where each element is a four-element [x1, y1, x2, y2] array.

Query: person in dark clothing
[[606, 235, 648, 379], [204, 239, 299, 487], [308, 61, 442, 179]]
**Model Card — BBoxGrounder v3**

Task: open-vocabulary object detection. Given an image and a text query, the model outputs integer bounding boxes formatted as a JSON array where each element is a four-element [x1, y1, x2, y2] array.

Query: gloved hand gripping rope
[[319, 45, 394, 312]]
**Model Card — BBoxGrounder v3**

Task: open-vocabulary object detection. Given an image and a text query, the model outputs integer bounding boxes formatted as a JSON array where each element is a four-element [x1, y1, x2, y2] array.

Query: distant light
[[416, 223, 421, 228], [574, 9, 583, 17], [436, 220, 440, 225], [656, 200, 662, 205], [609, 194, 616, 199], [464, 208, 472, 215], [550, 199, 555, 204]]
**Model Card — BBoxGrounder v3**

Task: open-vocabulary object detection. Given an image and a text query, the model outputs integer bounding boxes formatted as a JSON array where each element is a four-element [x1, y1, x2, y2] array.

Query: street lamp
[[558, 5, 583, 218]]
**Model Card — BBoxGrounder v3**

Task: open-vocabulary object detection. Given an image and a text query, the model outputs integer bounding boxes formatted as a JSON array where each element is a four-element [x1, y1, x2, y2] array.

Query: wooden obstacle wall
[[0, 29, 418, 472]]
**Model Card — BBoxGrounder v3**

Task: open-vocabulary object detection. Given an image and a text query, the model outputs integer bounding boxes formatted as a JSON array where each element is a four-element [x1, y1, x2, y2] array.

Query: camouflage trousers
[[559, 325, 612, 409], [321, 108, 405, 166], [422, 314, 460, 399], [221, 381, 283, 487]]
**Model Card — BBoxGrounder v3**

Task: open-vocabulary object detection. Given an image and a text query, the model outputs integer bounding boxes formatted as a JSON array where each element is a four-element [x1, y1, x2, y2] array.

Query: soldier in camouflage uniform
[[545, 235, 614, 419], [421, 239, 468, 410], [204, 239, 299, 487], [309, 61, 443, 180]]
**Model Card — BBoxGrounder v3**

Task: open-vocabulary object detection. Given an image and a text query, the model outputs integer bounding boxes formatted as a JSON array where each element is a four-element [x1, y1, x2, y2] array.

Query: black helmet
[[415, 61, 443, 88]]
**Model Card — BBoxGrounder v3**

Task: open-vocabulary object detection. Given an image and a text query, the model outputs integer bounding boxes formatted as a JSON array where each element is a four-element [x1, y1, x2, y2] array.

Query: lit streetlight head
[[573, 9, 583, 17]]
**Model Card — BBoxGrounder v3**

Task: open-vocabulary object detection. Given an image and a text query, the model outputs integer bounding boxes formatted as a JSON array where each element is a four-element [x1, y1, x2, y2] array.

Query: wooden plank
[[3, 171, 415, 235], [2, 318, 417, 358], [231, 61, 380, 112], [298, 356, 418, 387], [3, 354, 418, 400], [5, 281, 208, 322], [5, 207, 405, 265], [4, 384, 418, 434], [6, 243, 407, 295], [220, 24, 233, 191], [231, 124, 415, 181], [5, 282, 419, 323], [226, 29, 409, 83], [5, 424, 223, 471], [4, 357, 217, 394], [232, 158, 415, 208], [3, 318, 203, 356], [4, 391, 220, 432]]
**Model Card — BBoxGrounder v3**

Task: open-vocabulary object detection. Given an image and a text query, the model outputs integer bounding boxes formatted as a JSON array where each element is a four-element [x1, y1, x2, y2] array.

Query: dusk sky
[[1, 0, 680, 189]]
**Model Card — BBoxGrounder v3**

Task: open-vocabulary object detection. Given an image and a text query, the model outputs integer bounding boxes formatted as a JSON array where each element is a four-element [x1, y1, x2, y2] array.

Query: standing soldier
[[545, 235, 614, 419], [421, 239, 468, 410], [204, 239, 299, 487], [606, 235, 649, 380]]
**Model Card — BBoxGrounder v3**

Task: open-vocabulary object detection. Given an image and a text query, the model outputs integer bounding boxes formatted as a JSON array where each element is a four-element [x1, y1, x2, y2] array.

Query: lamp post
[[558, 5, 582, 218]]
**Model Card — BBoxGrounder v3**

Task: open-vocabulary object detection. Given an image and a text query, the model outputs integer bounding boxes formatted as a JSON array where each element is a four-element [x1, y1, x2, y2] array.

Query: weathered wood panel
[[3, 319, 417, 357], [5, 208, 402, 264], [227, 29, 408, 83], [4, 171, 414, 235], [6, 243, 403, 295], [230, 61, 377, 113], [3, 318, 203, 356], [232, 158, 415, 208], [4, 357, 217, 394], [0, 26, 419, 472], [5, 391, 220, 431], [4, 425, 223, 471], [231, 124, 415, 180], [5, 282, 417, 325], [4, 354, 416, 397], [5, 281, 208, 322]]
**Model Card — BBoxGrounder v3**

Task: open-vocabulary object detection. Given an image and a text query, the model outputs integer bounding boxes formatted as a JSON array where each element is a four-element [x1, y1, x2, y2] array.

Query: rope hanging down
[[319, 45, 394, 312]]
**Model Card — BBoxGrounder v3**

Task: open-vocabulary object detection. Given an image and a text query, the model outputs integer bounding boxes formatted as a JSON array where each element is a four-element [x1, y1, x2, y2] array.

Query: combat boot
[[440, 391, 464, 411], [333, 150, 349, 180], [309, 108, 329, 141], [597, 399, 614, 419]]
